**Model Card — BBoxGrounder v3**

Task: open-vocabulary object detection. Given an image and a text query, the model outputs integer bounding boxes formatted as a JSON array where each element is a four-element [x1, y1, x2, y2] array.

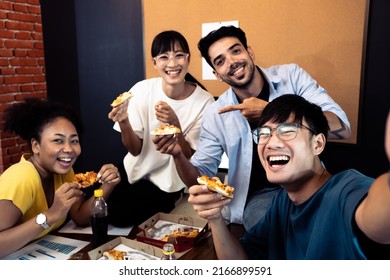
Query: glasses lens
[[155, 54, 169, 63], [174, 52, 187, 61], [277, 123, 298, 141], [254, 123, 300, 144], [258, 127, 271, 144], [155, 52, 188, 64]]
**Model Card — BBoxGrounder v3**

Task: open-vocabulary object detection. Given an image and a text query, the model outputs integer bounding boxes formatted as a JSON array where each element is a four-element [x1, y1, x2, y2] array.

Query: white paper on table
[[1, 235, 89, 260], [98, 243, 159, 260], [58, 220, 133, 236]]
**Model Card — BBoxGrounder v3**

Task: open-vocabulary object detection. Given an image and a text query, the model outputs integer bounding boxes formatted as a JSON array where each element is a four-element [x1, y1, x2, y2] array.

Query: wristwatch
[[36, 213, 50, 229]]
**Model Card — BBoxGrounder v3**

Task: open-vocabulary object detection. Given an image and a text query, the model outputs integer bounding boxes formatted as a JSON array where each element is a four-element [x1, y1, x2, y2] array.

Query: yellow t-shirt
[[0, 154, 74, 239]]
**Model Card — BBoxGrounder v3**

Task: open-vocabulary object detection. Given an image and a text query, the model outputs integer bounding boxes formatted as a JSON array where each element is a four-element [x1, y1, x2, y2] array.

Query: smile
[[267, 155, 290, 167], [166, 69, 181, 75], [231, 66, 245, 77]]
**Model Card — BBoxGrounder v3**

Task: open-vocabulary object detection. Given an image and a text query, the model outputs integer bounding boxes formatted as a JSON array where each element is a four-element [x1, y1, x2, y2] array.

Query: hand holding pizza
[[154, 101, 179, 126], [111, 91, 133, 107], [108, 91, 133, 123], [151, 124, 182, 156], [197, 175, 234, 198], [73, 164, 121, 186], [187, 180, 232, 221]]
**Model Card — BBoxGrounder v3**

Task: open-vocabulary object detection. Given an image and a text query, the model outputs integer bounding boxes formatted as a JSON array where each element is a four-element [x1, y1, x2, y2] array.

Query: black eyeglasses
[[252, 123, 316, 145]]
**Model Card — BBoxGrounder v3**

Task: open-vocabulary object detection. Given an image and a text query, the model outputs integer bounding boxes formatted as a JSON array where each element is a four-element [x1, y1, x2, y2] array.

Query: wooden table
[[54, 222, 245, 260]]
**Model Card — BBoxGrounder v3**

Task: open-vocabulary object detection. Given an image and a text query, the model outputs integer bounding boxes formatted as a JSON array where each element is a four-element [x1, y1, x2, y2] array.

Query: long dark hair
[[151, 30, 207, 91]]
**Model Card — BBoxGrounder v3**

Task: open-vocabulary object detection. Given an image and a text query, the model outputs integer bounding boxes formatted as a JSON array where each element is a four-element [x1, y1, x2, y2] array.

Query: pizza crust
[[111, 91, 134, 107], [151, 124, 181, 135], [197, 175, 234, 198]]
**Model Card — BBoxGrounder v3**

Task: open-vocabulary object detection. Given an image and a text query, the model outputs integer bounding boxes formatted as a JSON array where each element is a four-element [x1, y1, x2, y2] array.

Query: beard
[[221, 60, 255, 88]]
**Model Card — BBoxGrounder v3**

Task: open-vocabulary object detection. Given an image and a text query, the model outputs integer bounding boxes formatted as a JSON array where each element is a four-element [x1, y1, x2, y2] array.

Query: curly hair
[[4, 98, 83, 144]]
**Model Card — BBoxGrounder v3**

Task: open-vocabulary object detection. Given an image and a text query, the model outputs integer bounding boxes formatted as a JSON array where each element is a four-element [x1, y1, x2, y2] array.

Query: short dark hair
[[4, 98, 83, 144], [151, 30, 190, 58], [257, 94, 329, 139], [151, 30, 207, 91], [198, 25, 248, 69]]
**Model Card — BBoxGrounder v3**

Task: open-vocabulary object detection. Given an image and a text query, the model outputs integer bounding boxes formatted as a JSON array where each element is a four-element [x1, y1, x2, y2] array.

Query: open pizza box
[[88, 236, 189, 260], [135, 212, 209, 252]]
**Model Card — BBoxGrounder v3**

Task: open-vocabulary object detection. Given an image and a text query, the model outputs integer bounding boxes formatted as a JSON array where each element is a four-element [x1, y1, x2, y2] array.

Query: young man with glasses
[[187, 94, 390, 259], [158, 26, 350, 230]]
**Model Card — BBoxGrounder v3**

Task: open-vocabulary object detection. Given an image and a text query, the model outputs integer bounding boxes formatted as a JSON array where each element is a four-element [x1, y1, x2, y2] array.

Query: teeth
[[232, 67, 244, 76], [167, 70, 180, 75], [269, 156, 289, 162], [59, 158, 72, 162]]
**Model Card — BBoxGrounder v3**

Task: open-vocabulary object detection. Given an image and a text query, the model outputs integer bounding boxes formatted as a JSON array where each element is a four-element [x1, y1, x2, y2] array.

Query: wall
[[0, 0, 46, 173], [40, 0, 145, 172], [143, 0, 369, 145], [322, 0, 389, 178]]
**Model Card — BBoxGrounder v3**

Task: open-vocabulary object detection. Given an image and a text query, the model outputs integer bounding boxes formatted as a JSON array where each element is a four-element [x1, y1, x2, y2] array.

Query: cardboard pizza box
[[88, 236, 189, 260], [135, 212, 209, 252]]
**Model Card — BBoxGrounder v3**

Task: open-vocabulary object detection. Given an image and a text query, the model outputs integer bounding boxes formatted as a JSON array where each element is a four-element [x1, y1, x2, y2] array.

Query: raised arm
[[218, 98, 351, 140], [108, 100, 143, 156], [355, 111, 390, 244], [154, 136, 200, 187], [323, 111, 351, 140], [154, 101, 194, 158]]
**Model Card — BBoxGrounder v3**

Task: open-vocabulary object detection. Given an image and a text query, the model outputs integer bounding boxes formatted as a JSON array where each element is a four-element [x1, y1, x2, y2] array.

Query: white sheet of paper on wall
[[201, 21, 239, 80]]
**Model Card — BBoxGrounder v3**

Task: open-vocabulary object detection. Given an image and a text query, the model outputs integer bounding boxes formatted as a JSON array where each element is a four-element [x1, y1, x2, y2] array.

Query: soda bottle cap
[[94, 189, 103, 197], [162, 243, 175, 255]]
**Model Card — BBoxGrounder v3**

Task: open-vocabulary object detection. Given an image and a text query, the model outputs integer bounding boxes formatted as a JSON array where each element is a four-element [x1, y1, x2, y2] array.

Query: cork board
[[142, 0, 369, 144]]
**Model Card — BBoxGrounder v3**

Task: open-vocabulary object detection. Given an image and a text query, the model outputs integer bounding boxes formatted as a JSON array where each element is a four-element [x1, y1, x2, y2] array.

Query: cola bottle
[[91, 189, 108, 246]]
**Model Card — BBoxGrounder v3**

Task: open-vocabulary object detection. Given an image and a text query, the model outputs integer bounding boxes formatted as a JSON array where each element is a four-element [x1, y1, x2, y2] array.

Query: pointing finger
[[218, 104, 242, 114]]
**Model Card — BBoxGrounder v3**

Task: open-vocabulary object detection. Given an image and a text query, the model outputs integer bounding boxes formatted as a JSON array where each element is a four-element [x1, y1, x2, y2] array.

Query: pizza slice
[[73, 171, 98, 188], [161, 227, 200, 242], [197, 175, 234, 198], [150, 124, 181, 135], [103, 249, 127, 260], [110, 91, 134, 107]]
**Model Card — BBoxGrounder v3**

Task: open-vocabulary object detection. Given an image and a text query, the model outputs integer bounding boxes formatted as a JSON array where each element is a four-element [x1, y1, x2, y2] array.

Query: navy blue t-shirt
[[240, 169, 378, 259]]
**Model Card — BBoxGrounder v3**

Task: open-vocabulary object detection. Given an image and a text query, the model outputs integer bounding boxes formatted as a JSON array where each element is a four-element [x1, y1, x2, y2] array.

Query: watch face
[[37, 213, 46, 224], [36, 213, 49, 228]]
